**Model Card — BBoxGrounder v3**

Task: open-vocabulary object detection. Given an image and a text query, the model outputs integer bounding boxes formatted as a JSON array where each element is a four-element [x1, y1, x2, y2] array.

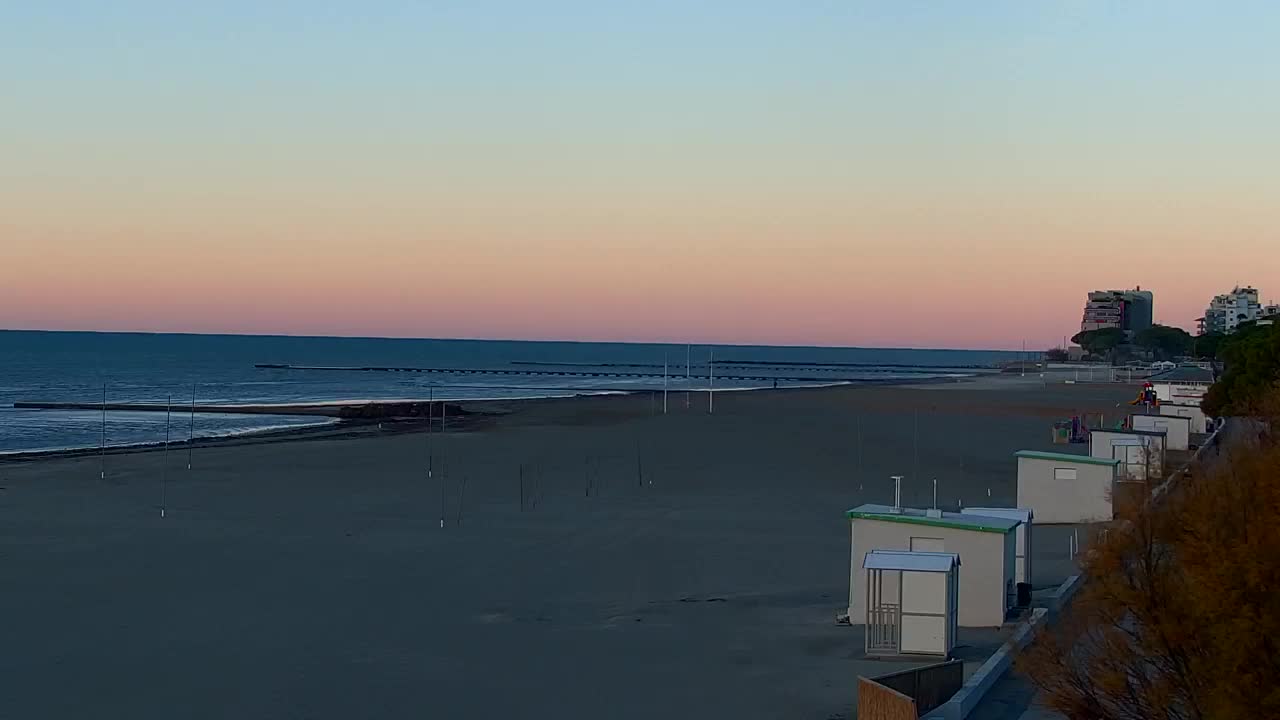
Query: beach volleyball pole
[[855, 412, 865, 479], [913, 409, 920, 482], [427, 386, 435, 519], [161, 394, 171, 517], [187, 382, 196, 470], [709, 348, 715, 414], [663, 354, 668, 414], [685, 344, 691, 409], [99, 383, 107, 479]]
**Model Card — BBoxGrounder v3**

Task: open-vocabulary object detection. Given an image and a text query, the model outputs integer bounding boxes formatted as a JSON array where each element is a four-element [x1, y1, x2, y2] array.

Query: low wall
[[869, 661, 964, 716], [917, 424, 1227, 718], [858, 677, 917, 720], [920, 608, 1048, 720]]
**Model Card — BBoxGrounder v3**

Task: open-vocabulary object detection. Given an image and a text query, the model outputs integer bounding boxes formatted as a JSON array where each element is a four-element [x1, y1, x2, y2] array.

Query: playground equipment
[[1052, 414, 1093, 444], [1128, 382, 1160, 408]]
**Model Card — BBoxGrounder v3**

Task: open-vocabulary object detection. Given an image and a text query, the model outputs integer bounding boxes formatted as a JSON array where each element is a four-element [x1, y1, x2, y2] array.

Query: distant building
[[1080, 288, 1153, 337], [1198, 286, 1272, 334]]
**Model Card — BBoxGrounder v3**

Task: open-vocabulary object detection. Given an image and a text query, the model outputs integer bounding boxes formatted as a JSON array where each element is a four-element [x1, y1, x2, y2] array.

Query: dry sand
[[0, 379, 1134, 719]]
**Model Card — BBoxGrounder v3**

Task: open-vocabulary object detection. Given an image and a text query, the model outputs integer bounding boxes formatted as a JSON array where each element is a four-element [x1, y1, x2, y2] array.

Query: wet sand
[[0, 379, 1134, 719]]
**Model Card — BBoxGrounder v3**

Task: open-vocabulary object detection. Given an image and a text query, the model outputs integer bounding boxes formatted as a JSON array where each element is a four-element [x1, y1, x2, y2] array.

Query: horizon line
[[0, 326, 1035, 355]]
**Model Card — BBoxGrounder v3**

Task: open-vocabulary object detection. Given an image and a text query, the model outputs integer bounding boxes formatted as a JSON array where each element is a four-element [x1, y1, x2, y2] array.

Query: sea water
[[0, 330, 1019, 454]]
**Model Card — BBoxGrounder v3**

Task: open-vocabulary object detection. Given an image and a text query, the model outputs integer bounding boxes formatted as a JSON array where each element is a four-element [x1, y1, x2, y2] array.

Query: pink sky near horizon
[[3, 3, 1278, 350], [5, 197, 1274, 350]]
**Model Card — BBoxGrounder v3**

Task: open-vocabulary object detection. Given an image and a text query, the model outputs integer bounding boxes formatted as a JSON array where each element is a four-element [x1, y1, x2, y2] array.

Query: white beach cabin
[[847, 504, 1017, 627], [1015, 450, 1120, 524], [863, 550, 960, 658], [961, 507, 1033, 586], [1160, 402, 1210, 435], [1147, 366, 1214, 404], [1089, 428, 1167, 480], [1130, 413, 1192, 451]]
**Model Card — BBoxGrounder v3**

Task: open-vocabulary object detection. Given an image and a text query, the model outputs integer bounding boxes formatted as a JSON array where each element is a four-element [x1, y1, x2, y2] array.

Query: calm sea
[[0, 330, 1020, 454]]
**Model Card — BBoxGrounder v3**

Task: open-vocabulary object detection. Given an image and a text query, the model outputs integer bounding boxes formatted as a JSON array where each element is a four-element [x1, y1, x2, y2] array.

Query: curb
[[1048, 574, 1083, 616], [922, 608, 1047, 720]]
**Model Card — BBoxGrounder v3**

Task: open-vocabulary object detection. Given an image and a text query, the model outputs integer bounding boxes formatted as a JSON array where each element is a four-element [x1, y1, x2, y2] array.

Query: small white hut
[[847, 503, 1017, 627], [1147, 366, 1214, 403], [1015, 450, 1120, 523], [1089, 428, 1167, 480], [1160, 402, 1210, 435], [863, 550, 960, 658], [961, 507, 1033, 586], [1130, 413, 1192, 451]]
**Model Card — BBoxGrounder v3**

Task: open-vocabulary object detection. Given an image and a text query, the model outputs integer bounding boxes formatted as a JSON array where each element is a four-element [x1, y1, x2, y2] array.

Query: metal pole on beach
[[686, 344, 691, 409], [99, 383, 107, 479], [427, 387, 434, 512], [161, 394, 171, 517], [427, 384, 434, 457], [663, 354, 668, 414], [913, 410, 920, 483], [187, 382, 196, 470], [857, 415, 863, 479], [709, 348, 715, 414]]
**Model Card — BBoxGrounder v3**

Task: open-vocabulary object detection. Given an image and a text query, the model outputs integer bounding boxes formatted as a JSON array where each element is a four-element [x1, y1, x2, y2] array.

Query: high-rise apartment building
[[1080, 288, 1153, 337], [1199, 286, 1272, 334]]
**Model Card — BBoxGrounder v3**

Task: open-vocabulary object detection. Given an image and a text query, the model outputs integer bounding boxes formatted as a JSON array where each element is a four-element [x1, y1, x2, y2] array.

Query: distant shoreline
[[0, 376, 978, 463]]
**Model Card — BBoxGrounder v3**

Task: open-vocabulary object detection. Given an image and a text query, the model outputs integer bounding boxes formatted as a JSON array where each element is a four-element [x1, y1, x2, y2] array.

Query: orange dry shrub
[[1017, 389, 1280, 720]]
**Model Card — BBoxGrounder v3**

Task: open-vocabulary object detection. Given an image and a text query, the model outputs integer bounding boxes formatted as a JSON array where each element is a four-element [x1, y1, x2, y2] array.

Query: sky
[[2, 1, 1278, 350]]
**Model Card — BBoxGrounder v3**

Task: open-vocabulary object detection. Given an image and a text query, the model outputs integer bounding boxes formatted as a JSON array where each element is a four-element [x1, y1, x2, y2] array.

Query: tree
[[1192, 332, 1226, 360], [1071, 328, 1127, 360], [1201, 321, 1280, 416], [1134, 324, 1193, 361], [1045, 347, 1069, 362], [1018, 387, 1280, 719]]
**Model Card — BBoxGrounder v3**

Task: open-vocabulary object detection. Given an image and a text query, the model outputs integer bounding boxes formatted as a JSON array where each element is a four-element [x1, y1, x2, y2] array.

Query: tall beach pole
[[685, 344, 691, 409], [427, 386, 434, 514], [99, 383, 107, 479], [161, 394, 171, 517], [187, 382, 196, 470], [708, 348, 715, 414], [663, 354, 668, 414], [913, 409, 920, 483], [855, 412, 865, 479]]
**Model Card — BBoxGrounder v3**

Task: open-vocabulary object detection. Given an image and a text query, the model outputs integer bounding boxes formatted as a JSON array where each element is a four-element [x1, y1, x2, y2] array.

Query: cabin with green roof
[[846, 503, 1019, 628], [1015, 449, 1121, 523]]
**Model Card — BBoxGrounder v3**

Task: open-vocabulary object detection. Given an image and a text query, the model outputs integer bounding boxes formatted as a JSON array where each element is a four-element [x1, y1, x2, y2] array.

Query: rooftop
[[1147, 366, 1215, 383], [846, 504, 1020, 534], [863, 550, 960, 572], [961, 506, 1033, 523], [1087, 427, 1167, 438], [1014, 449, 1121, 466]]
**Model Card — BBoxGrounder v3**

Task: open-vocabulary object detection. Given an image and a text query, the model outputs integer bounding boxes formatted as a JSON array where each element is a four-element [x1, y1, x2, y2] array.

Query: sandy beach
[[0, 377, 1134, 719]]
